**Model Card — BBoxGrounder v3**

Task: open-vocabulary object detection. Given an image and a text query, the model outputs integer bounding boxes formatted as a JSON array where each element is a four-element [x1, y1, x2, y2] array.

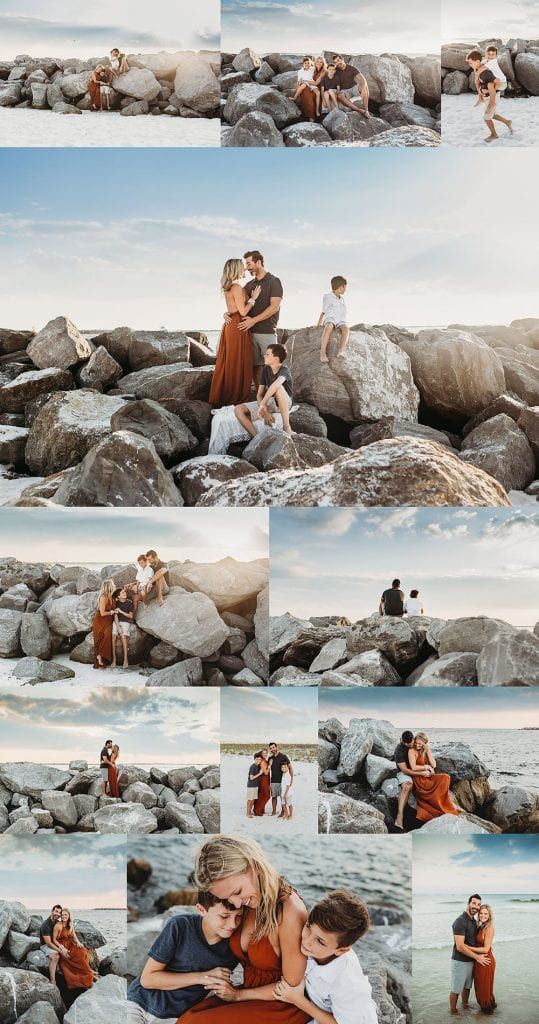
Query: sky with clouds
[[223, 0, 439, 54], [443, 0, 539, 42], [0, 1, 219, 58], [270, 508, 539, 628], [0, 834, 126, 908], [1, 148, 539, 330], [319, 687, 539, 731], [221, 687, 318, 743], [414, 835, 539, 895], [0, 507, 268, 565], [0, 685, 219, 764]]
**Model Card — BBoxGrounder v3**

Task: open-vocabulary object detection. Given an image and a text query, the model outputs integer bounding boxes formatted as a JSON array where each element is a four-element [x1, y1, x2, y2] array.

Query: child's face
[[301, 920, 348, 960], [335, 284, 346, 296], [327, 67, 336, 78], [200, 903, 243, 939], [486, 50, 496, 60], [138, 557, 147, 568], [210, 867, 259, 910], [254, 757, 261, 766], [119, 588, 127, 601], [303, 60, 310, 69], [264, 350, 279, 367]]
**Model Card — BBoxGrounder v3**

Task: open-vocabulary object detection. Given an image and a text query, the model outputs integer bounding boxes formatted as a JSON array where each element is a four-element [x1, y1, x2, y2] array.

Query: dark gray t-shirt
[[393, 743, 410, 768], [245, 272, 283, 334], [382, 588, 404, 616], [452, 912, 478, 962], [261, 363, 293, 400], [39, 916, 55, 942], [127, 913, 238, 1018], [248, 763, 260, 788]]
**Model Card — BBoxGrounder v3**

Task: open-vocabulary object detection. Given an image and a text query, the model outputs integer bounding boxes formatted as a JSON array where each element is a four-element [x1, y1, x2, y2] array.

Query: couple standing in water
[[451, 895, 496, 1015]]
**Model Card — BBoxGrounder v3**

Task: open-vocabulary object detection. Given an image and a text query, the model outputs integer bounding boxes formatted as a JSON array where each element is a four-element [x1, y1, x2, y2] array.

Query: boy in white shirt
[[274, 889, 378, 1024], [403, 589, 424, 616], [293, 56, 321, 115], [317, 276, 349, 363], [483, 46, 507, 92], [127, 553, 154, 613], [281, 763, 294, 820]]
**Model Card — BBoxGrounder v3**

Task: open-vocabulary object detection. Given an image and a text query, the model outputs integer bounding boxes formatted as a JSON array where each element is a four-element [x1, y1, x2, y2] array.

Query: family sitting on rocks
[[40, 904, 96, 992], [379, 579, 425, 617], [247, 743, 294, 820], [292, 53, 370, 121], [89, 49, 129, 110], [92, 550, 168, 669], [393, 730, 459, 832]]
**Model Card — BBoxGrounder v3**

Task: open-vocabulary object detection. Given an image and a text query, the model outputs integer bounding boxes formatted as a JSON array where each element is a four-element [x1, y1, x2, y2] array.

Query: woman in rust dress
[[408, 733, 460, 823], [253, 749, 271, 817], [180, 835, 310, 1024], [92, 580, 115, 669], [209, 259, 260, 408], [53, 909, 95, 990], [89, 65, 113, 111], [474, 905, 497, 1013], [107, 743, 120, 798]]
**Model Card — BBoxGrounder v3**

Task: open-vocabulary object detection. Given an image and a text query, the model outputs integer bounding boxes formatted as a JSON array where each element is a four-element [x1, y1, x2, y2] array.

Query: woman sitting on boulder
[[53, 909, 96, 990], [92, 579, 116, 669], [89, 64, 115, 111], [409, 733, 460, 824], [312, 56, 328, 114]]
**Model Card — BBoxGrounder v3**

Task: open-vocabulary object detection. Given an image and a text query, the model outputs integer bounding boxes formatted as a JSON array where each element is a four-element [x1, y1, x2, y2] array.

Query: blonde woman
[[408, 733, 459, 823], [180, 835, 311, 1023], [53, 909, 95, 989], [313, 56, 327, 113], [92, 579, 116, 669], [474, 905, 496, 1012], [209, 259, 261, 408]]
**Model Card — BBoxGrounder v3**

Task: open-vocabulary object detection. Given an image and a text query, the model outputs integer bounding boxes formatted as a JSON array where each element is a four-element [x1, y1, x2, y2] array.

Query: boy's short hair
[[392, 578, 401, 587], [244, 250, 264, 265], [267, 343, 287, 363], [466, 50, 483, 62], [410, 589, 419, 598], [137, 553, 147, 562], [327, 63, 336, 69], [197, 890, 237, 912], [111, 48, 120, 55], [112, 588, 122, 601], [401, 730, 414, 743], [331, 275, 347, 290], [486, 45, 498, 54], [303, 55, 312, 62], [309, 889, 370, 946], [254, 750, 263, 758]]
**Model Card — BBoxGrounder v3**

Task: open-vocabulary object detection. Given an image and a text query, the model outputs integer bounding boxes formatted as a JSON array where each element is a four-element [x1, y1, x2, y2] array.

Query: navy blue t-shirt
[[127, 913, 238, 1018]]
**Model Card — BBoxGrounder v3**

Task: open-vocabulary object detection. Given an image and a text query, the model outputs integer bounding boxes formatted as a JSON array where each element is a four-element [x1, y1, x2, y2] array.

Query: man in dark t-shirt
[[333, 54, 370, 117], [268, 742, 293, 818], [392, 730, 434, 832], [379, 578, 405, 617], [450, 895, 488, 1013], [100, 739, 113, 795], [241, 250, 284, 384], [145, 550, 169, 607], [40, 904, 64, 984]]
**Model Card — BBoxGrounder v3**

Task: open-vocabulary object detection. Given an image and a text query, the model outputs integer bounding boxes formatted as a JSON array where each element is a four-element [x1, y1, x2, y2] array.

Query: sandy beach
[[0, 107, 220, 147], [220, 753, 318, 836], [0, 652, 148, 687], [442, 94, 539, 146]]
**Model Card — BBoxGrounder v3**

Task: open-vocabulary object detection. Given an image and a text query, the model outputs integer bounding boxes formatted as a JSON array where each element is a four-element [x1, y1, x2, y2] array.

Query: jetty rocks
[[2, 316, 539, 508], [0, 51, 220, 118], [0, 557, 269, 686], [442, 38, 539, 96], [221, 48, 441, 147], [270, 612, 539, 686], [318, 717, 539, 834], [0, 899, 126, 1024], [0, 761, 220, 835]]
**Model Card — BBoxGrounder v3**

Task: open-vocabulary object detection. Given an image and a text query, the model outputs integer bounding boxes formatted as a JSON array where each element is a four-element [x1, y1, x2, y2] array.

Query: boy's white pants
[[126, 1001, 177, 1024]]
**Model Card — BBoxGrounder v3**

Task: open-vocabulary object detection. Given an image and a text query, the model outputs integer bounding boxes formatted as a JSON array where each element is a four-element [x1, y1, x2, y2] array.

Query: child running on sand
[[293, 56, 321, 116], [318, 276, 349, 362], [234, 343, 293, 437], [281, 763, 294, 820]]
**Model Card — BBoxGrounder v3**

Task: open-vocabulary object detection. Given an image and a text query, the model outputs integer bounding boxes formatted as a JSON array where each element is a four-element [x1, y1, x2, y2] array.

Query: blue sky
[[443, 0, 538, 42], [270, 508, 539, 628], [223, 0, 439, 54], [2, 148, 539, 330], [0, 835, 126, 908], [0, 508, 268, 564], [0, 685, 220, 764], [0, 1, 219, 58], [319, 688, 539, 730], [414, 835, 539, 895], [221, 687, 318, 744]]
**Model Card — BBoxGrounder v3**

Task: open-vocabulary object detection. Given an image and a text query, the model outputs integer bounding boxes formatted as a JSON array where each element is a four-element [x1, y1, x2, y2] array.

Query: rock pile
[[0, 557, 269, 685], [0, 761, 221, 835], [0, 51, 219, 117], [318, 717, 539, 833], [442, 39, 539, 96], [3, 317, 538, 507], [221, 48, 441, 147], [270, 612, 539, 686], [0, 899, 126, 1023]]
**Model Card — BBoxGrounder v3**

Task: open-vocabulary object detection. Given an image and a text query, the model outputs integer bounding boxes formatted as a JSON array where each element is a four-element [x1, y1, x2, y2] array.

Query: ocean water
[[428, 729, 539, 793], [29, 908, 126, 948], [413, 893, 539, 1024]]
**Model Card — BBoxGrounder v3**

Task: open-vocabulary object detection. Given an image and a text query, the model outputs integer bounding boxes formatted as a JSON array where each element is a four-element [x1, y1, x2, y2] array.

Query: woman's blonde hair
[[194, 835, 291, 942], [478, 903, 494, 926], [112, 744, 119, 754], [61, 908, 74, 932], [415, 732, 429, 744], [99, 579, 115, 601], [221, 259, 244, 293], [314, 55, 327, 72]]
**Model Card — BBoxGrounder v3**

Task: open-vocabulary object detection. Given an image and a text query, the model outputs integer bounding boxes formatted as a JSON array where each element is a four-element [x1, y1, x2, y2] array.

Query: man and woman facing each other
[[39, 904, 95, 992], [127, 834, 377, 1024]]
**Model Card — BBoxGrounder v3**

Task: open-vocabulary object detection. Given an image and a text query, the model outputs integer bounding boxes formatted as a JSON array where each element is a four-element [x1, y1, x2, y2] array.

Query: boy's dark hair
[[327, 62, 336, 69], [410, 589, 419, 598], [466, 50, 483, 62], [401, 730, 414, 744], [468, 893, 482, 904], [111, 48, 120, 55], [197, 890, 237, 912], [137, 553, 147, 562], [254, 750, 263, 758], [309, 889, 370, 946], [106, 739, 112, 744], [267, 343, 287, 363], [392, 578, 401, 588], [244, 250, 264, 265], [303, 55, 313, 62], [486, 45, 498, 54], [331, 275, 347, 290], [112, 588, 122, 601]]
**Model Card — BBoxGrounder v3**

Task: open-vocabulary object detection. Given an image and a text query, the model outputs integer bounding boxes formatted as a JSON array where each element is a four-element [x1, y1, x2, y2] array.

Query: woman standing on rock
[[253, 749, 272, 817], [108, 743, 121, 797], [180, 834, 310, 1023], [210, 259, 260, 408], [53, 909, 96, 989], [93, 579, 116, 669], [408, 733, 460, 823], [473, 905, 497, 1013]]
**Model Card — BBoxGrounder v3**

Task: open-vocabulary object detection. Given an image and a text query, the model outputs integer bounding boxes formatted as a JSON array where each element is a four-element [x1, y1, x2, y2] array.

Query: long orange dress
[[179, 922, 310, 1023], [209, 312, 253, 407], [57, 927, 94, 990], [92, 599, 113, 668], [298, 87, 318, 120], [253, 762, 271, 816], [413, 751, 458, 822], [108, 762, 119, 797], [474, 927, 496, 1012]]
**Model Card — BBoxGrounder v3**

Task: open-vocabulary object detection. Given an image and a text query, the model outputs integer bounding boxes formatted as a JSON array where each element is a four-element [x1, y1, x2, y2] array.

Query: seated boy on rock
[[126, 892, 241, 1024], [234, 343, 293, 437]]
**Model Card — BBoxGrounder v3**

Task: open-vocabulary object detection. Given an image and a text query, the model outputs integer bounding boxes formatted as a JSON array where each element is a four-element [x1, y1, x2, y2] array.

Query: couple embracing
[[451, 895, 496, 1015], [393, 730, 460, 832], [39, 904, 96, 993]]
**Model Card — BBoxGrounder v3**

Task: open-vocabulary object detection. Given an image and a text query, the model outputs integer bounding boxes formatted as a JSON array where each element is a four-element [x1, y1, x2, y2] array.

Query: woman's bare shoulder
[[281, 888, 308, 925]]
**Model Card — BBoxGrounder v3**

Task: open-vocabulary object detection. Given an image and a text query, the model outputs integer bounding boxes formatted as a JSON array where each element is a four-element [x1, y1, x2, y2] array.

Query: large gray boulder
[[477, 631, 539, 686], [365, 754, 397, 789], [223, 110, 285, 147], [164, 801, 204, 832], [93, 803, 157, 834], [310, 637, 349, 673], [0, 968, 63, 1024], [0, 900, 31, 935], [437, 617, 517, 656], [514, 52, 539, 94], [336, 650, 402, 685], [0, 609, 23, 657], [337, 719, 374, 778], [400, 329, 505, 420], [518, 406, 539, 459], [224, 82, 300, 128], [347, 617, 420, 666], [407, 652, 478, 686], [170, 556, 267, 612], [25, 390, 126, 475], [254, 586, 269, 661], [27, 317, 93, 370], [20, 614, 52, 660], [352, 55, 414, 102], [61, 71, 92, 98], [194, 788, 220, 832], [319, 738, 340, 772], [431, 742, 489, 781], [64, 975, 127, 1024], [113, 68, 161, 101], [318, 792, 387, 834], [242, 431, 347, 472], [16, 1001, 60, 1024], [110, 399, 197, 465], [44, 591, 97, 637], [460, 415, 536, 491], [173, 54, 219, 114], [117, 364, 212, 404], [0, 368, 74, 413], [0, 425, 28, 464], [40, 790, 78, 827], [175, 455, 259, 505], [270, 613, 313, 656], [136, 587, 229, 657], [0, 763, 71, 797], [78, 346, 123, 391], [145, 658, 203, 687], [12, 657, 75, 681], [126, 331, 190, 371], [483, 785, 539, 831], [233, 48, 262, 73], [398, 54, 441, 106]]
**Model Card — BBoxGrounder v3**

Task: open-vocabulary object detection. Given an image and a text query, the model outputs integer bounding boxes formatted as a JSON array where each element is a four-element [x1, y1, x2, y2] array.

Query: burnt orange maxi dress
[[108, 762, 119, 798], [253, 762, 271, 817], [413, 751, 458, 822], [209, 312, 253, 407], [92, 599, 113, 668], [474, 927, 496, 1012], [179, 919, 310, 1023], [298, 87, 318, 120], [58, 928, 94, 990]]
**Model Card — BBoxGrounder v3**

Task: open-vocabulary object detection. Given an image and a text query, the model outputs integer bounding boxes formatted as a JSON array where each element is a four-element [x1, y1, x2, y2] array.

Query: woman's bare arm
[[141, 957, 229, 991]]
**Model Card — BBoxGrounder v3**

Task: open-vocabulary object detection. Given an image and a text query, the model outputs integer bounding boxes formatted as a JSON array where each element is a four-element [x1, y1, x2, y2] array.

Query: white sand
[[0, 107, 220, 147], [442, 93, 539, 146], [0, 653, 148, 688], [0, 468, 43, 504], [220, 754, 318, 836]]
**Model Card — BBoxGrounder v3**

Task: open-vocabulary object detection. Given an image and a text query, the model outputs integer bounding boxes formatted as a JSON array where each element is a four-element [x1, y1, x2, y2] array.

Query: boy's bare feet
[[485, 133, 497, 142], [507, 120, 513, 133], [320, 353, 329, 363]]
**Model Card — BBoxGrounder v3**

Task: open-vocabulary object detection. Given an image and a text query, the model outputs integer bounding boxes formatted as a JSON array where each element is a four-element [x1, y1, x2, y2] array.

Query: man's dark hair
[[267, 343, 287, 363], [52, 904, 62, 913], [244, 250, 264, 265], [197, 890, 238, 912], [106, 740, 112, 745], [309, 889, 370, 946], [331, 275, 347, 290], [392, 579, 401, 588], [146, 549, 157, 559], [466, 50, 483, 62], [269, 741, 277, 746], [486, 45, 498, 54], [332, 54, 344, 61], [410, 589, 419, 598], [401, 730, 414, 744], [468, 893, 482, 903]]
